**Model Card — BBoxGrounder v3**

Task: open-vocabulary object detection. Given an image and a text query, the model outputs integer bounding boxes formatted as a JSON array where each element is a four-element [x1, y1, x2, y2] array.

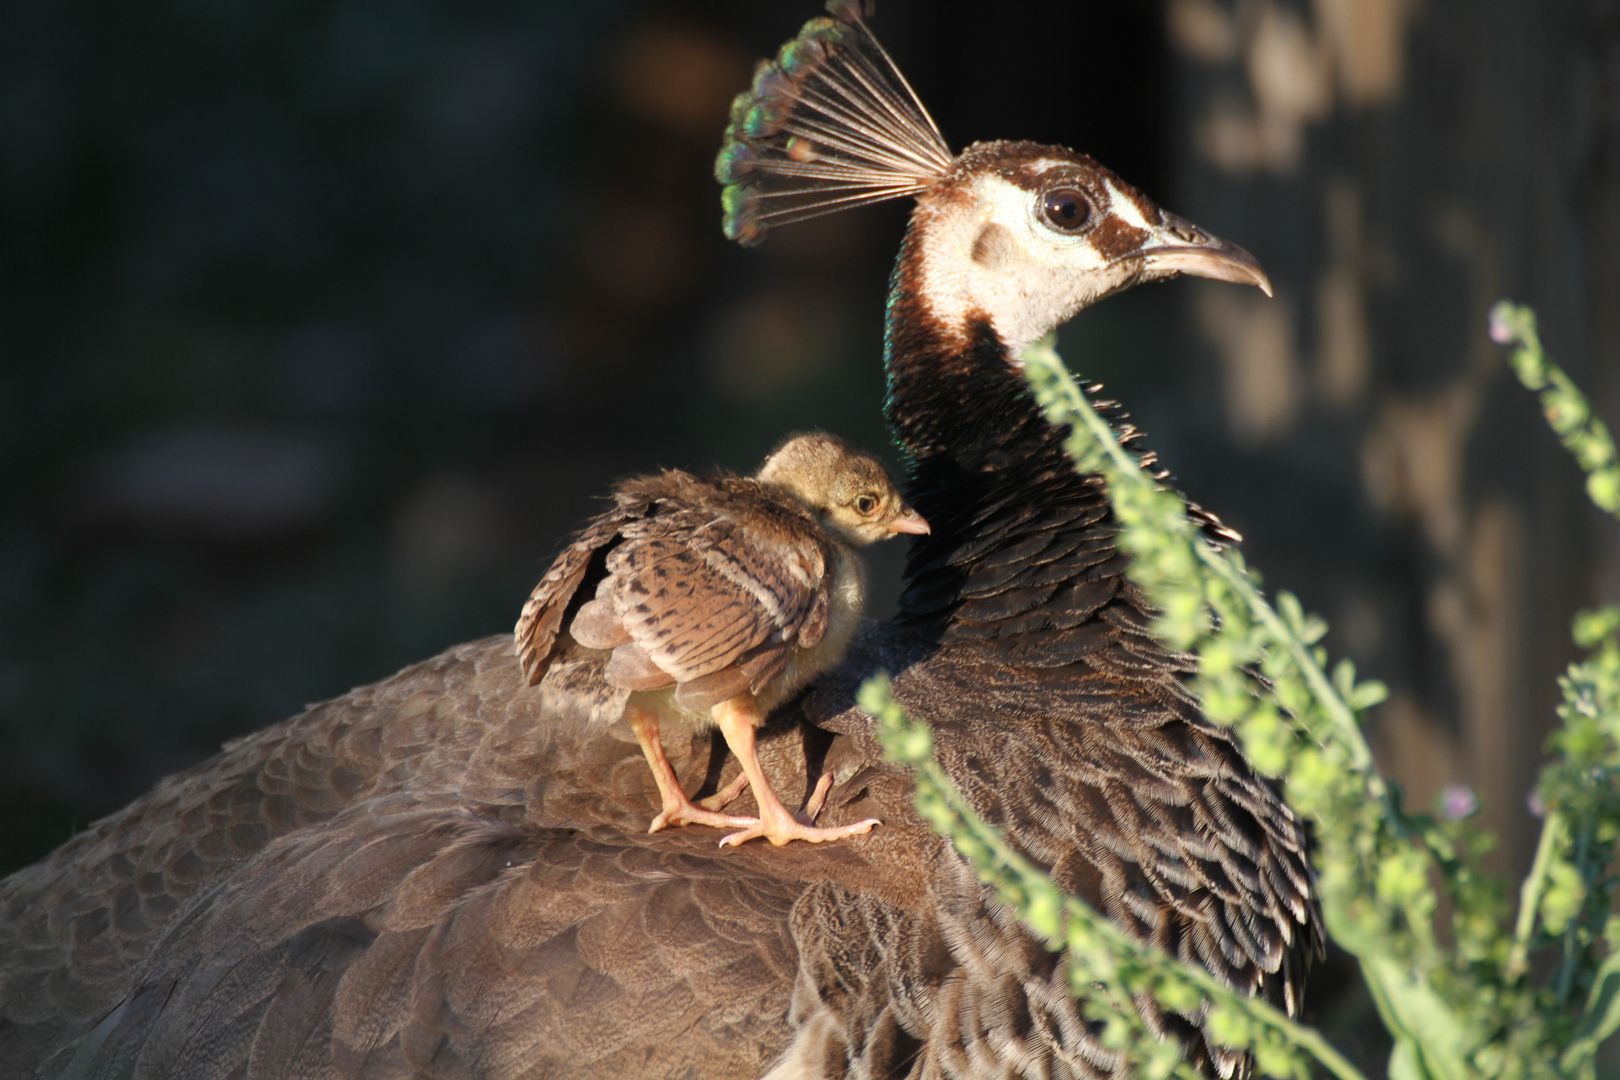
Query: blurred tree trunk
[[1164, 0, 1620, 876]]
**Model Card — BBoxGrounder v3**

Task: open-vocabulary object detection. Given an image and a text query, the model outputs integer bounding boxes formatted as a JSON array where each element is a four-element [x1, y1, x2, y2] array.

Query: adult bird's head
[[905, 142, 1270, 353], [716, 1, 1271, 356]]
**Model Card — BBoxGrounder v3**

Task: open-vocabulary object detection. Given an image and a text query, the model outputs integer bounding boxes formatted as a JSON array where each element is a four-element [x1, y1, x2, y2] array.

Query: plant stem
[[1555, 824, 1594, 1006], [1030, 340, 1378, 773], [1192, 544, 1375, 772], [1509, 810, 1564, 980]]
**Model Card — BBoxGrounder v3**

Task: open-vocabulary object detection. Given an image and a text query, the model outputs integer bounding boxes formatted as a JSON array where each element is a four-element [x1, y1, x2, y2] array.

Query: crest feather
[[715, 1, 953, 246]]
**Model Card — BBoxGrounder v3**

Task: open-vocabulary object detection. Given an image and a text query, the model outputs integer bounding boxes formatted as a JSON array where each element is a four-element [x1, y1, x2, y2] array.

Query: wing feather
[[598, 499, 834, 697], [519, 477, 838, 714], [513, 493, 653, 685]]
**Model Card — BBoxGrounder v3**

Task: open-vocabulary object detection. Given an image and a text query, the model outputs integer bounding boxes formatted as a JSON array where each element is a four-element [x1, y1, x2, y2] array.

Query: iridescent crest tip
[[715, 1, 952, 246]]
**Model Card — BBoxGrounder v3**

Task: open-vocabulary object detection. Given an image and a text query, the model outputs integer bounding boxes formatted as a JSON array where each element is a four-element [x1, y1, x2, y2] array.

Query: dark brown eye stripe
[[1088, 212, 1149, 260]]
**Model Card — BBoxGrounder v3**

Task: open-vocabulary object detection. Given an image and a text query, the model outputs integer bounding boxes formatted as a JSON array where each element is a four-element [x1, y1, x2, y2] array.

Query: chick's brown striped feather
[[515, 473, 835, 716]]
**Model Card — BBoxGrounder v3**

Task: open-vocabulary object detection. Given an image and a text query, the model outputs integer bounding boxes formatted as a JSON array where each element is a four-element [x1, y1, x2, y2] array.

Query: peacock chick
[[514, 432, 928, 847]]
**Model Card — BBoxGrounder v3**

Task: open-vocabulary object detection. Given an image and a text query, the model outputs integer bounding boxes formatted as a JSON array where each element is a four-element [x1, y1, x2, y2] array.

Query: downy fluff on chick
[[515, 432, 927, 847]]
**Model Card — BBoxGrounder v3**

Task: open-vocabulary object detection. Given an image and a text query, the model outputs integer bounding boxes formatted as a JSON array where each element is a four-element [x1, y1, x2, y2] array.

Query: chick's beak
[[1129, 211, 1273, 298], [886, 508, 931, 536]]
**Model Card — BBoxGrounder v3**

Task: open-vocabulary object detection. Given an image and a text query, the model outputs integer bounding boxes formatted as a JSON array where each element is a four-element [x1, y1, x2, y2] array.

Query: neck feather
[[883, 222, 1055, 460], [882, 224, 1137, 659]]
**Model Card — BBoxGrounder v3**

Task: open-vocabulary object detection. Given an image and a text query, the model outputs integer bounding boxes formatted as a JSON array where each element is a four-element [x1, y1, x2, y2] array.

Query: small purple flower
[[1488, 305, 1514, 345], [1526, 789, 1547, 819], [1441, 783, 1478, 820]]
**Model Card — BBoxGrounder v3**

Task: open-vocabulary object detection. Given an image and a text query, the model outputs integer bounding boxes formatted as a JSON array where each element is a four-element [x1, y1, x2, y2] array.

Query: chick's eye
[[1042, 189, 1090, 231], [855, 495, 878, 515]]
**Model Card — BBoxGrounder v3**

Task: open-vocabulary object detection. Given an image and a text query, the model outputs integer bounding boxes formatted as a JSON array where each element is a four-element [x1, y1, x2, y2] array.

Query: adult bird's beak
[[886, 508, 931, 535], [1129, 211, 1273, 297]]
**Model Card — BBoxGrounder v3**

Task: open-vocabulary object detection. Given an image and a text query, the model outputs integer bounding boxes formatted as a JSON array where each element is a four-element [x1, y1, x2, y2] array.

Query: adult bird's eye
[[1042, 189, 1090, 231], [855, 495, 878, 515]]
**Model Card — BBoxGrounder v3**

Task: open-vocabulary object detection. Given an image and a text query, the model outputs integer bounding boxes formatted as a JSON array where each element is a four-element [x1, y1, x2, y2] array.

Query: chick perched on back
[[514, 432, 928, 847]]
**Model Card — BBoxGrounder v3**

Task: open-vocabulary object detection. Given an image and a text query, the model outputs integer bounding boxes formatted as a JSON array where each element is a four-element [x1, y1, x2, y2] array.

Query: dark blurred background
[[1, 0, 1617, 1068]]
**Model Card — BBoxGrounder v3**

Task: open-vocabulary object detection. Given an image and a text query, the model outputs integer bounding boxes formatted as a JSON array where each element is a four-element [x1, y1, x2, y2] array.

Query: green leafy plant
[[863, 302, 1620, 1078]]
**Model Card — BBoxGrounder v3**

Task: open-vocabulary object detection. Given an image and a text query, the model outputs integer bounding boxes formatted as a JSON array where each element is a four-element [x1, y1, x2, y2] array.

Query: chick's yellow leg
[[709, 694, 881, 848], [627, 706, 759, 833], [695, 769, 752, 812]]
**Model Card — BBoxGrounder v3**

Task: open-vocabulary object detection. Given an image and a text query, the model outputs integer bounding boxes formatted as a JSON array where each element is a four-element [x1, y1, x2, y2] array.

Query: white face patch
[[1102, 179, 1156, 232], [912, 173, 1143, 353]]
